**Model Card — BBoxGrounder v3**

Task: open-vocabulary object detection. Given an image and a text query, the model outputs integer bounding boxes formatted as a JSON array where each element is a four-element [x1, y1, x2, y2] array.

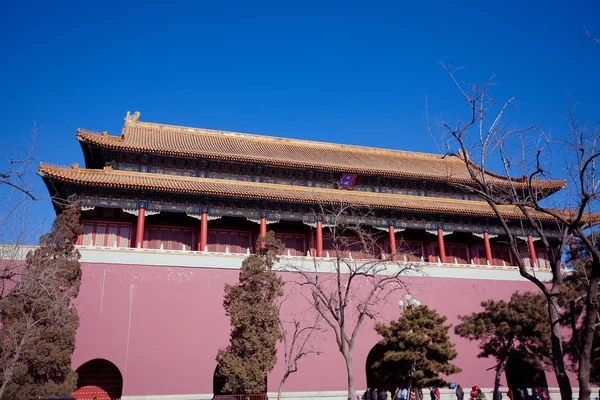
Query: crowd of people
[[361, 384, 596, 400], [360, 385, 539, 400], [361, 387, 409, 400]]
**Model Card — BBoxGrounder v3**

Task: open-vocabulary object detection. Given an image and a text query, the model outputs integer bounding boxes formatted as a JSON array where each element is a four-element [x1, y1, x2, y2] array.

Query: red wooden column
[[388, 225, 397, 261], [527, 234, 538, 268], [136, 207, 145, 248], [199, 211, 208, 252], [437, 228, 447, 263], [316, 219, 323, 258], [483, 231, 493, 265], [259, 215, 267, 248]]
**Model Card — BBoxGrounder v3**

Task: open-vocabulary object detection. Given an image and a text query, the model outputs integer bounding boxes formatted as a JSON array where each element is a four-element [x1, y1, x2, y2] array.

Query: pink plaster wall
[[72, 262, 566, 397]]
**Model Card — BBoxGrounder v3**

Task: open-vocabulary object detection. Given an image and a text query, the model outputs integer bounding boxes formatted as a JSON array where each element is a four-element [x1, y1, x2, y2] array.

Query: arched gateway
[[365, 344, 387, 392], [76, 359, 123, 400]]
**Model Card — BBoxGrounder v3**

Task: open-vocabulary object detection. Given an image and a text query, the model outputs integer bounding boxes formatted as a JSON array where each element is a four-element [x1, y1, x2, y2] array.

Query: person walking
[[364, 388, 372, 400], [380, 389, 389, 400], [372, 388, 379, 400], [456, 385, 464, 400], [401, 388, 408, 400]]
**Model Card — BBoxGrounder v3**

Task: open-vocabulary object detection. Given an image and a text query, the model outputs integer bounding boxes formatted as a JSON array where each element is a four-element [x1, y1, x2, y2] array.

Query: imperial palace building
[[38, 112, 571, 400]]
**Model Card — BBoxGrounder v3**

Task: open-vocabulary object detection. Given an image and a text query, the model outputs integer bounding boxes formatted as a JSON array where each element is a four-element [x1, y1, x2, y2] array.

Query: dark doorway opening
[[365, 343, 388, 392], [505, 352, 548, 393], [76, 358, 123, 400]]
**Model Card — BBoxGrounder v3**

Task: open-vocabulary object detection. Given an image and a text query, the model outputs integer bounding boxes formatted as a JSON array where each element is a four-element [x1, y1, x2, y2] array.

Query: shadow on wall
[[76, 358, 123, 400]]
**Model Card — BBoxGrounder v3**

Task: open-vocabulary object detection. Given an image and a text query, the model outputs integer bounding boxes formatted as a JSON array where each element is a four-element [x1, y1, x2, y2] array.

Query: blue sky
[[1, 1, 599, 237]]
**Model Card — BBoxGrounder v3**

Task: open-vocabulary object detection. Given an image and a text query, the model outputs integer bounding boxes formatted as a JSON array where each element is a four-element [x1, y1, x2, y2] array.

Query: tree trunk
[[344, 350, 355, 400], [0, 331, 28, 400], [577, 266, 600, 400], [277, 372, 290, 400], [547, 295, 573, 400], [493, 357, 507, 400]]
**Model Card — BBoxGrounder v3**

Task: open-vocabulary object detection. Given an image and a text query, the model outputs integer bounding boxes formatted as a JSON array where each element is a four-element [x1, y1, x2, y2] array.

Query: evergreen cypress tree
[[0, 204, 83, 400], [372, 304, 460, 399], [215, 232, 285, 394]]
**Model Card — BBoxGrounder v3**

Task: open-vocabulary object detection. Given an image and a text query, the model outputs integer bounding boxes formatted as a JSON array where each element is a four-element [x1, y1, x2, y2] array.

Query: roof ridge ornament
[[124, 111, 141, 126]]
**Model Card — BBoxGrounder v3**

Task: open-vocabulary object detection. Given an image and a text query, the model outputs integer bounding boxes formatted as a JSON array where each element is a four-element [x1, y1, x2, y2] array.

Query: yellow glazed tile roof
[[75, 113, 565, 190]]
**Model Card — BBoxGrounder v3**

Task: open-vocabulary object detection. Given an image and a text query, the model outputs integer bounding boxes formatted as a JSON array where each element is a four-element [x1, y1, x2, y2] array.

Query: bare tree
[[284, 205, 416, 400], [431, 63, 599, 400], [584, 27, 600, 45], [0, 125, 38, 202], [0, 126, 40, 297], [276, 300, 322, 400]]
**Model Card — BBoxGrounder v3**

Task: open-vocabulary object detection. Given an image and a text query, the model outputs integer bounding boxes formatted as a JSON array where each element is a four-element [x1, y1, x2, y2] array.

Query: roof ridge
[[77, 129, 122, 141]]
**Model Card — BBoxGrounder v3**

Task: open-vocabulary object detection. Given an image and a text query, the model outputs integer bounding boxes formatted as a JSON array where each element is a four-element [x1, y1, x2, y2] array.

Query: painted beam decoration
[[76, 195, 562, 238]]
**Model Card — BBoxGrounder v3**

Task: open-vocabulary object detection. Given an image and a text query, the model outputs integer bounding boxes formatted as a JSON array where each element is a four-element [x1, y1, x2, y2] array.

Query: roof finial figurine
[[124, 111, 141, 125]]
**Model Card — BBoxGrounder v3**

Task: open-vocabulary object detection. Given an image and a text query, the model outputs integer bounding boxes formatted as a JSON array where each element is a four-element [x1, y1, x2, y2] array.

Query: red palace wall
[[70, 252, 568, 398]]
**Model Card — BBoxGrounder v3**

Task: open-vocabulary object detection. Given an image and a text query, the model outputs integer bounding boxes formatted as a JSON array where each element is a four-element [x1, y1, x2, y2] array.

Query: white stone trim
[[68, 247, 555, 281], [0, 246, 559, 281], [0, 246, 552, 281]]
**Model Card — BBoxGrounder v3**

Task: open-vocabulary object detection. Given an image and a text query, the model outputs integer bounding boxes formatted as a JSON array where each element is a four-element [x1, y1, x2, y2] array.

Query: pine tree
[[372, 304, 460, 399], [0, 204, 83, 400], [455, 292, 551, 400], [215, 232, 285, 394]]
